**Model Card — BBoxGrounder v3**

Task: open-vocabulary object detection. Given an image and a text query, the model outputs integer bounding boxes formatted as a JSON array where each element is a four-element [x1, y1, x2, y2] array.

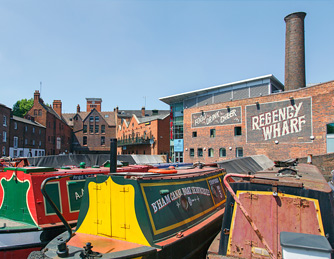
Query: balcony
[[117, 136, 152, 146]]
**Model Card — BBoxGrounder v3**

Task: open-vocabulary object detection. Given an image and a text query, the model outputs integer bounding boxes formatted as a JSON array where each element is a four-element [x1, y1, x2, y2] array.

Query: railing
[[117, 136, 152, 146]]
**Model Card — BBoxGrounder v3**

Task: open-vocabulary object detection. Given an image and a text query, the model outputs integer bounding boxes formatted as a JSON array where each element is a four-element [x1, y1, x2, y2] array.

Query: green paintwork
[[4, 167, 56, 173], [0, 176, 36, 226], [67, 181, 86, 212]]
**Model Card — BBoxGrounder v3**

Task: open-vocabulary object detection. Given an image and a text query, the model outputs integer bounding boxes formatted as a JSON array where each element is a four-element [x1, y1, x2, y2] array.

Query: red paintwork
[[1, 165, 152, 227], [0, 246, 40, 259]]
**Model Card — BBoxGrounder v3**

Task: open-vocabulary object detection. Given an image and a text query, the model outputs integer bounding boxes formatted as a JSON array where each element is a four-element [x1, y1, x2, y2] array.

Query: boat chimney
[[110, 138, 117, 173], [284, 12, 306, 91]]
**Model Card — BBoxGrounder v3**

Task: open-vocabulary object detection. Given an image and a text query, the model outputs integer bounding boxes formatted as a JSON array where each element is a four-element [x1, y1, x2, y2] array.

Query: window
[[25, 139, 28, 145], [192, 131, 197, 138], [33, 127, 35, 133], [13, 150, 17, 157], [95, 125, 99, 133], [219, 148, 226, 157], [14, 122, 17, 130], [101, 125, 105, 134], [2, 146, 5, 156], [208, 148, 214, 157], [101, 136, 105, 146], [210, 129, 216, 138], [83, 125, 87, 133], [19, 150, 23, 157], [236, 147, 243, 157], [235, 126, 242, 136], [90, 116, 94, 122], [190, 148, 194, 157], [56, 137, 61, 150], [197, 148, 203, 157], [25, 126, 28, 132], [39, 129, 41, 135], [34, 109, 38, 116], [39, 141, 42, 146], [3, 115, 6, 126], [35, 150, 37, 156], [83, 136, 87, 145], [33, 140, 35, 146], [14, 137, 18, 148], [3, 132, 6, 142], [95, 116, 99, 122], [89, 125, 93, 133], [327, 123, 334, 134], [38, 109, 42, 116]]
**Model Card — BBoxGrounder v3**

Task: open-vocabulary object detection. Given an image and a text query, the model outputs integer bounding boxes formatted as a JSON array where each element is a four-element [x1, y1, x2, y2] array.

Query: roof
[[159, 74, 284, 105], [12, 115, 46, 128], [62, 110, 116, 127], [136, 113, 169, 124], [116, 109, 169, 118]]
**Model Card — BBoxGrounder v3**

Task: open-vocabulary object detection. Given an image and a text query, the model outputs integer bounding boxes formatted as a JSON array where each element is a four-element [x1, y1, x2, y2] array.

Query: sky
[[1, 0, 333, 114]]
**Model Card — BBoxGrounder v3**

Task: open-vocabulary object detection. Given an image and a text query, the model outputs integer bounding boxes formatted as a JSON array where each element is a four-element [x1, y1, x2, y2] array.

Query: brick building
[[9, 116, 46, 158], [25, 90, 72, 155], [63, 99, 116, 154], [0, 103, 11, 157], [116, 110, 170, 155]]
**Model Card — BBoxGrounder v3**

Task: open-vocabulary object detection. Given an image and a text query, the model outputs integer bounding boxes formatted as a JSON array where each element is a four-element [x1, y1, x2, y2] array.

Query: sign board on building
[[191, 107, 242, 128], [174, 139, 184, 152], [246, 97, 312, 143]]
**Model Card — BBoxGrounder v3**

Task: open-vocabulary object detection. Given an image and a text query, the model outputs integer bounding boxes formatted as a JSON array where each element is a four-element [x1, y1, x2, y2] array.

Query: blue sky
[[1, 0, 333, 113]]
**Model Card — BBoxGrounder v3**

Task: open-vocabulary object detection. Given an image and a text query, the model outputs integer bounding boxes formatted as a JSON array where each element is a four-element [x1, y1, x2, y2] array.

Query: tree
[[12, 98, 34, 118]]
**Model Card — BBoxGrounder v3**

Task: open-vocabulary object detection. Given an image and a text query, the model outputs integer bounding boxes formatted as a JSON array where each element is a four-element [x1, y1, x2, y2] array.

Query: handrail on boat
[[41, 175, 74, 257], [223, 173, 277, 259]]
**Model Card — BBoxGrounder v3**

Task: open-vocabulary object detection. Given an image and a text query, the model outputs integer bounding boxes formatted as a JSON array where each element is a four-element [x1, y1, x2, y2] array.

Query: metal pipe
[[41, 175, 73, 242], [223, 173, 277, 259], [110, 138, 117, 173]]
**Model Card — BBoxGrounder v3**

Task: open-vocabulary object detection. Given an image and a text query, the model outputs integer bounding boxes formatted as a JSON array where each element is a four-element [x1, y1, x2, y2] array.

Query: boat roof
[[251, 163, 331, 193]]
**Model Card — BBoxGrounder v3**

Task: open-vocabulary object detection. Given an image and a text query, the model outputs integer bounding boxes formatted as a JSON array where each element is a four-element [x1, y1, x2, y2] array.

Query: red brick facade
[[0, 104, 11, 156], [117, 114, 170, 155], [184, 81, 334, 163], [26, 91, 72, 155]]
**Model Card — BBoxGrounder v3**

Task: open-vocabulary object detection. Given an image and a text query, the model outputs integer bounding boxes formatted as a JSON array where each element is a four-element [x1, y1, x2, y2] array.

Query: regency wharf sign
[[246, 97, 312, 143], [191, 107, 242, 128]]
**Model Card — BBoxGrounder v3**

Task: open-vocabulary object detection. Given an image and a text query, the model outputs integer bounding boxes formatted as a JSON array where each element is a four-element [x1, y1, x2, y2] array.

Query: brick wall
[[183, 81, 334, 163]]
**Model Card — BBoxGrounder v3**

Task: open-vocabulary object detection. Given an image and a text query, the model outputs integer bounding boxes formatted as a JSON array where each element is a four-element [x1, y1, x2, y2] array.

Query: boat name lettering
[[70, 174, 94, 180], [75, 188, 84, 200], [208, 178, 219, 185], [251, 102, 306, 140], [150, 187, 210, 214]]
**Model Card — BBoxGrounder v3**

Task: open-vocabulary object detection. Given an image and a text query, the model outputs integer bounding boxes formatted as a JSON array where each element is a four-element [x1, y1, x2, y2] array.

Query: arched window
[[219, 148, 226, 157], [208, 148, 214, 157]]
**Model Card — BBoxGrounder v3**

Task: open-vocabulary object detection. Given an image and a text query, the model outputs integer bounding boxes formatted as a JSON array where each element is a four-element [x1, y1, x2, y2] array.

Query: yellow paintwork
[[227, 190, 325, 255], [140, 172, 226, 235], [76, 177, 150, 246]]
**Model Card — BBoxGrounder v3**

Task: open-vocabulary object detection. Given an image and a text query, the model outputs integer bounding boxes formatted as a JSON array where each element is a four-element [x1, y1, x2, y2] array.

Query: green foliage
[[12, 98, 34, 117]]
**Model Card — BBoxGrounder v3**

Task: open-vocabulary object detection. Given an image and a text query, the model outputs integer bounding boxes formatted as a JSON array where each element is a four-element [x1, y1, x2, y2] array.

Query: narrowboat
[[210, 159, 334, 259], [34, 161, 227, 258], [0, 160, 152, 258]]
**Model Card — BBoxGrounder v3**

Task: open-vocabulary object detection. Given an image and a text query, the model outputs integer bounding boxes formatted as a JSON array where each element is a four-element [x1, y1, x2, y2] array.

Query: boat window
[[44, 182, 62, 215]]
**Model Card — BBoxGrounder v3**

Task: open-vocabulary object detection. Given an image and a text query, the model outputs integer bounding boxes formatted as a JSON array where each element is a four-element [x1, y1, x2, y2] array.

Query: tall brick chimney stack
[[34, 90, 40, 104], [284, 12, 306, 91], [77, 104, 80, 113], [53, 100, 62, 117], [141, 107, 145, 117]]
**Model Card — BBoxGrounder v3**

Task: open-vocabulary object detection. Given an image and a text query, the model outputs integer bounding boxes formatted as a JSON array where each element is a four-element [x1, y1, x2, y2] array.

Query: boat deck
[[0, 217, 36, 229]]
